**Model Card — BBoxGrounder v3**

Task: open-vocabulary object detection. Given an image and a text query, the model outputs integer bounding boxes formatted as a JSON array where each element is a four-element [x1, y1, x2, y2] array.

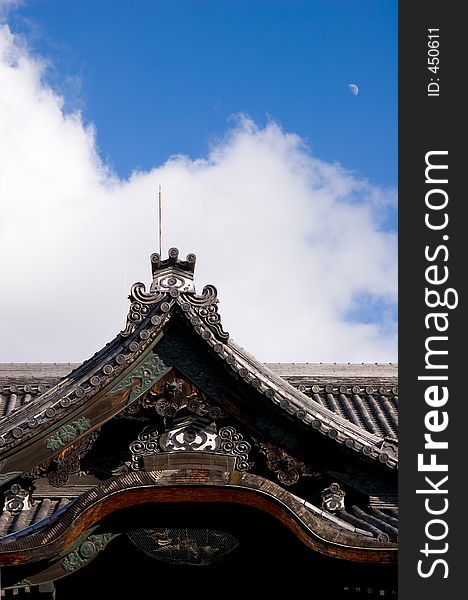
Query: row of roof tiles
[[0, 363, 398, 438]]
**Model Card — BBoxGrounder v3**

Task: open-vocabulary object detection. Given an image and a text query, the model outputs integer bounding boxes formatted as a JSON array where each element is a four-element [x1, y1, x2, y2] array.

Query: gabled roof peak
[[149, 247, 197, 294]]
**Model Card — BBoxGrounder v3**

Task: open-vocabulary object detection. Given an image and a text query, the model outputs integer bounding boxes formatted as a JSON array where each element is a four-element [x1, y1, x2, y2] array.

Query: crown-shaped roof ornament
[[149, 247, 197, 294], [121, 247, 226, 340]]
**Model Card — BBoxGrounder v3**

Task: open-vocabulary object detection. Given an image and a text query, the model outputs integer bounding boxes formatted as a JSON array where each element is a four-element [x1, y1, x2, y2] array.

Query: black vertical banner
[[399, 3, 465, 600]]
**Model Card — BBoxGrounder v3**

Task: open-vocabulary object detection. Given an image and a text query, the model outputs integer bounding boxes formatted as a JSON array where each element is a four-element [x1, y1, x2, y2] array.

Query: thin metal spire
[[158, 184, 162, 256]]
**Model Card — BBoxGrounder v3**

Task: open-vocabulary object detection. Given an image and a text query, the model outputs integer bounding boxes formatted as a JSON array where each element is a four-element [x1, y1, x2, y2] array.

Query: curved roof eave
[[0, 469, 398, 566]]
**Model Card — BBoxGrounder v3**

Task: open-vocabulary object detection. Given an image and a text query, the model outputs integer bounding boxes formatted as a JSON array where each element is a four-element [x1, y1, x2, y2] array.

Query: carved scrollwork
[[121, 249, 229, 342], [121, 248, 199, 336], [185, 284, 218, 307], [47, 467, 71, 488], [129, 422, 252, 472], [181, 287, 229, 342], [120, 299, 149, 338], [259, 442, 315, 486], [121, 283, 166, 337], [321, 482, 346, 511], [154, 397, 182, 419], [130, 282, 166, 305], [187, 397, 225, 420], [129, 426, 160, 470], [218, 426, 252, 471]]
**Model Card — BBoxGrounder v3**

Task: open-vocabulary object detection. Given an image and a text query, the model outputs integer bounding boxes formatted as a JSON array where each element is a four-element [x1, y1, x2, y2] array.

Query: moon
[[348, 83, 359, 96]]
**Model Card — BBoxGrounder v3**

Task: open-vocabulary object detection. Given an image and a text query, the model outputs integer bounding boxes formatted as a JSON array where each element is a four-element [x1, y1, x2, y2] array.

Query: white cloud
[[0, 25, 397, 364]]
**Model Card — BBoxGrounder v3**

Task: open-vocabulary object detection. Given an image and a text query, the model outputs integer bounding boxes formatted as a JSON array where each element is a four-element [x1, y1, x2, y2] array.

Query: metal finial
[[158, 184, 162, 257]]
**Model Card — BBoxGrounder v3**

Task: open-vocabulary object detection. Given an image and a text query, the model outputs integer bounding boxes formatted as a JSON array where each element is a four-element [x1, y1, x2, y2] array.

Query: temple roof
[[0, 362, 398, 440], [0, 249, 398, 581]]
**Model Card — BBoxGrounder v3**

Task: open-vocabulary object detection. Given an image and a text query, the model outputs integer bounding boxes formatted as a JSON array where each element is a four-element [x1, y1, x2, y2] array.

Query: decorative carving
[[129, 426, 160, 470], [152, 379, 185, 418], [46, 417, 91, 451], [125, 383, 230, 470], [321, 483, 346, 511], [157, 333, 377, 474], [164, 379, 183, 397], [47, 431, 99, 487], [180, 285, 229, 342], [111, 352, 170, 404], [120, 286, 166, 337], [121, 248, 229, 341], [25, 458, 52, 481], [128, 527, 239, 566], [121, 248, 196, 336], [3, 483, 31, 514], [186, 396, 225, 420], [29, 431, 99, 484], [159, 422, 219, 453], [154, 398, 177, 419], [129, 422, 252, 472], [259, 442, 315, 486], [62, 533, 113, 572], [217, 426, 251, 471], [124, 379, 225, 423], [150, 248, 197, 293]]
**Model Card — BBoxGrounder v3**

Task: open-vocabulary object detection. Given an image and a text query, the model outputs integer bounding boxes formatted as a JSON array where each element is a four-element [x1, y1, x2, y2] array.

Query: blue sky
[[0, 1, 397, 362], [9, 0, 397, 188]]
